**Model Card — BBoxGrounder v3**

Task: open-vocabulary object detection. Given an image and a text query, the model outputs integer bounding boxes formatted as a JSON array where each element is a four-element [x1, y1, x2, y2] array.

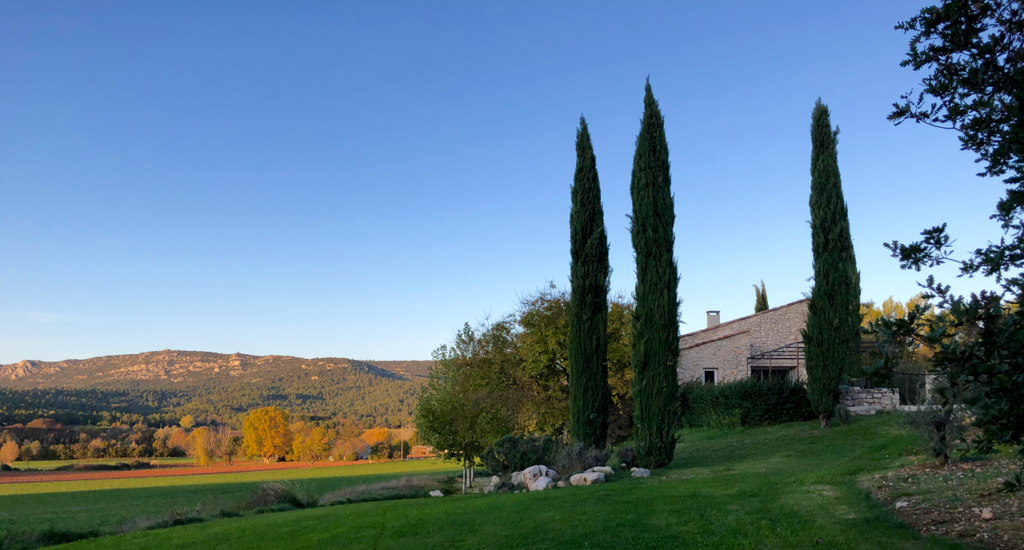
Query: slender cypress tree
[[754, 280, 769, 313], [629, 80, 680, 468], [569, 115, 610, 448], [802, 99, 861, 429]]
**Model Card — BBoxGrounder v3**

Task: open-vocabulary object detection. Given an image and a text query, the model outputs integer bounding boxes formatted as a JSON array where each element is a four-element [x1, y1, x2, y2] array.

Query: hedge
[[678, 378, 815, 428]]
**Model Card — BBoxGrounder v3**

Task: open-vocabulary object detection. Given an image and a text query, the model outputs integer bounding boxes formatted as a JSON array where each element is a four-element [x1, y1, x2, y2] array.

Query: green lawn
[[53, 414, 970, 550], [0, 459, 458, 535]]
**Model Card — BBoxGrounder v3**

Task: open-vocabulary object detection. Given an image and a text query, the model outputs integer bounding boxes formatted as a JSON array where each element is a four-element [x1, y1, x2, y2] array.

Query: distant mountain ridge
[[0, 350, 433, 388], [0, 350, 434, 426]]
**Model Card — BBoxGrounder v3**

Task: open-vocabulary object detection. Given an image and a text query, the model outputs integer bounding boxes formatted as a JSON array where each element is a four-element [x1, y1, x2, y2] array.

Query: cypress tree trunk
[[569, 115, 611, 449], [802, 99, 861, 429], [629, 80, 680, 468]]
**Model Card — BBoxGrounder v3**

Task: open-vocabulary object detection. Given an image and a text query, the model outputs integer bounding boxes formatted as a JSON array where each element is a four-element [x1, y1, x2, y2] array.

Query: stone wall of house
[[839, 386, 899, 415], [677, 299, 809, 384]]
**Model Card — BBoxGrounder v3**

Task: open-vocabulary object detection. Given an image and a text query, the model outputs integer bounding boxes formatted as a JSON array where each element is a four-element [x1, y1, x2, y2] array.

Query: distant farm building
[[677, 299, 809, 385], [407, 445, 435, 458]]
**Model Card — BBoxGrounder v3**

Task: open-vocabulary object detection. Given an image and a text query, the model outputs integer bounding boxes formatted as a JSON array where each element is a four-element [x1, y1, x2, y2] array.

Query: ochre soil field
[[0, 459, 370, 484]]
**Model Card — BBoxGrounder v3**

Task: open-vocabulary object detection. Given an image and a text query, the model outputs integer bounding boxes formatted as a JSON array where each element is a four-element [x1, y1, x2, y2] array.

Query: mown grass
[[55, 414, 971, 550], [0, 459, 457, 535]]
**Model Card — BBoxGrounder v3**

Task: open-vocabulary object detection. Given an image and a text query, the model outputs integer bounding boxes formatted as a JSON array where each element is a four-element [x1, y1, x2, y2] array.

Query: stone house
[[677, 299, 809, 385]]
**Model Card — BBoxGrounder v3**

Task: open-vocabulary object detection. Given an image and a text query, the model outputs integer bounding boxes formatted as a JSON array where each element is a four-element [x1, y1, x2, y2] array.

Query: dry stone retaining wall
[[839, 386, 899, 415]]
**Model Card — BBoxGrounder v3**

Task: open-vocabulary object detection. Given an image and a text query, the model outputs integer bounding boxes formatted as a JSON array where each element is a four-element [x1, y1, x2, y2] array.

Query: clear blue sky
[[0, 2, 1004, 364]]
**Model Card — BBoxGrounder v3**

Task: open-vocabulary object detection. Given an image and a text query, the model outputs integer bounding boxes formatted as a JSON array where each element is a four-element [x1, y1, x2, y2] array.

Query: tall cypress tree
[[569, 115, 610, 448], [802, 99, 861, 429], [629, 80, 680, 468], [754, 280, 769, 313]]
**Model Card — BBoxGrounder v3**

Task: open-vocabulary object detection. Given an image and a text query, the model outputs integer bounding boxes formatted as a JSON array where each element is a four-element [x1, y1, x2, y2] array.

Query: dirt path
[[0, 460, 365, 484]]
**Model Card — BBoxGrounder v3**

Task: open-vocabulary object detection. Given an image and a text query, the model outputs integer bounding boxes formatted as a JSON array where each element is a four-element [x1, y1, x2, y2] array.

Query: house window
[[751, 368, 790, 381], [703, 369, 717, 385]]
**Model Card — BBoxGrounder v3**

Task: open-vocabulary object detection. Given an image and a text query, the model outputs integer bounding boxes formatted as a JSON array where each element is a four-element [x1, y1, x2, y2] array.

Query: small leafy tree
[[415, 324, 514, 493], [243, 407, 293, 464], [880, 0, 1024, 454], [179, 415, 196, 430]]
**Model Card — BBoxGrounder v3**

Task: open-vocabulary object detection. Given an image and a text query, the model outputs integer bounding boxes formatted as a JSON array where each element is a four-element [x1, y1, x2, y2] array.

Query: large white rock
[[630, 467, 650, 478], [587, 466, 614, 476], [490, 475, 501, 487], [429, 490, 444, 497], [511, 471, 524, 485], [522, 465, 559, 490], [569, 472, 606, 486], [531, 476, 554, 491]]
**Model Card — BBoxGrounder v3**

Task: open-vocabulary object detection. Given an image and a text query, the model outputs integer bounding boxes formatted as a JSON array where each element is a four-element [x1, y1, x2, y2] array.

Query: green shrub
[[481, 434, 557, 477], [616, 444, 637, 468], [678, 378, 815, 428], [552, 442, 610, 476], [833, 404, 852, 427], [247, 481, 322, 510]]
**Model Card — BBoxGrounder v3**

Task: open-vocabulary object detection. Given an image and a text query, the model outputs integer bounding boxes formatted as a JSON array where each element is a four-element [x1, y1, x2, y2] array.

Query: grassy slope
[[0, 460, 457, 533], [58, 415, 968, 550]]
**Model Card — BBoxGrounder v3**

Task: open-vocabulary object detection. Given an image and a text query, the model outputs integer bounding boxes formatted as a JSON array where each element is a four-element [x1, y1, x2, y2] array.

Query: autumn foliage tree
[[243, 406, 293, 463], [0, 441, 18, 465], [290, 423, 331, 465], [186, 427, 215, 466]]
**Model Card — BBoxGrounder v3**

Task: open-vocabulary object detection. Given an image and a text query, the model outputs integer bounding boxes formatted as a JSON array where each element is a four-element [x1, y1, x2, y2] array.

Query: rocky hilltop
[[0, 351, 434, 425], [0, 350, 432, 389]]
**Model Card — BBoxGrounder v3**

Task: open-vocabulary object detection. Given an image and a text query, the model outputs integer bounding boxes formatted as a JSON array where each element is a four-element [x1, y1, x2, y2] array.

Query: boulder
[[522, 465, 559, 490], [531, 476, 554, 491], [556, 480, 568, 488], [490, 476, 501, 487], [630, 467, 650, 478], [587, 466, 614, 476], [483, 485, 495, 494], [981, 508, 995, 521], [429, 490, 444, 497], [569, 472, 606, 486], [511, 471, 524, 485]]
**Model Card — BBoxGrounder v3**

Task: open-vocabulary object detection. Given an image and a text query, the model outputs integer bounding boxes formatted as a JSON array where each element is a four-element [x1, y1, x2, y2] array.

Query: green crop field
[[47, 414, 968, 550], [0, 459, 458, 538], [9, 457, 194, 471]]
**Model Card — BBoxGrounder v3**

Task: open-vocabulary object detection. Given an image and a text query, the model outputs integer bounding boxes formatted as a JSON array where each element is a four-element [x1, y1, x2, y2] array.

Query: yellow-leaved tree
[[242, 407, 292, 463], [186, 427, 215, 466], [290, 423, 331, 465]]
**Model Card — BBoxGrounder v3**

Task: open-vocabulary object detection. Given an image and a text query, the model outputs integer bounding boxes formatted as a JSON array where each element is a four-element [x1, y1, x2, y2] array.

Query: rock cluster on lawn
[[570, 472, 606, 486], [631, 467, 650, 478], [511, 465, 559, 492]]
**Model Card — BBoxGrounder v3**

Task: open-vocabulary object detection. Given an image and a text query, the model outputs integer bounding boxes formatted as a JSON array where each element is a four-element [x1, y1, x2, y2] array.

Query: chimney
[[707, 310, 720, 328]]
